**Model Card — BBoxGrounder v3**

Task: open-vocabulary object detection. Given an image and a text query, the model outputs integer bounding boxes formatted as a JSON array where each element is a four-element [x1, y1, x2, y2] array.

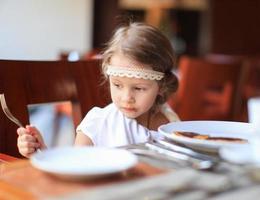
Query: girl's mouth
[[122, 107, 136, 113]]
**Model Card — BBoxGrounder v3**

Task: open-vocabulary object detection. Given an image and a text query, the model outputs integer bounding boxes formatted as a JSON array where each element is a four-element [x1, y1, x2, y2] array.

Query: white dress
[[76, 103, 179, 147]]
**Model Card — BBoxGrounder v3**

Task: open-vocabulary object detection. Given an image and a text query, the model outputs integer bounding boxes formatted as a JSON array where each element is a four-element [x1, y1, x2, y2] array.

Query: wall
[[0, 0, 93, 60]]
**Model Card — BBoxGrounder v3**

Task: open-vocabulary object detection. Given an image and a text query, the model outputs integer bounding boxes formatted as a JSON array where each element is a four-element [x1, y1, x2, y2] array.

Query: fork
[[0, 93, 24, 127], [0, 93, 42, 152]]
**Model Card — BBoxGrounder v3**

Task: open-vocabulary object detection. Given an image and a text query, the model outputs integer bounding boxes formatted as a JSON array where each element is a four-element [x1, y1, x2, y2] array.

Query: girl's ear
[[158, 87, 164, 96]]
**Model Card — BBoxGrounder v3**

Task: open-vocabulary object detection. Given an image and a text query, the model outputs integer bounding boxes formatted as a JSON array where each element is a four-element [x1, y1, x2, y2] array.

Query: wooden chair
[[168, 56, 245, 121], [0, 59, 110, 157], [83, 48, 103, 60], [204, 53, 245, 64], [243, 57, 260, 99], [238, 56, 260, 121]]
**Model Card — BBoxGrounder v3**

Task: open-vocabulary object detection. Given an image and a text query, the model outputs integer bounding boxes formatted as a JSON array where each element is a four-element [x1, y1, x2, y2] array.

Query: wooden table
[[0, 153, 18, 163], [1, 147, 260, 200], [0, 153, 165, 200]]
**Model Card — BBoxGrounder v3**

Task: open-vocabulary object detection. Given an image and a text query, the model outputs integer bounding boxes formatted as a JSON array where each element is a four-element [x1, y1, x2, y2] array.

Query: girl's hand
[[17, 125, 46, 158]]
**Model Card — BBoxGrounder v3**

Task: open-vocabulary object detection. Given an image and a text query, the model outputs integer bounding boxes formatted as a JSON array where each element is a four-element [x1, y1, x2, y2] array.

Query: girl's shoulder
[[77, 103, 120, 134], [86, 103, 117, 120], [85, 103, 131, 124]]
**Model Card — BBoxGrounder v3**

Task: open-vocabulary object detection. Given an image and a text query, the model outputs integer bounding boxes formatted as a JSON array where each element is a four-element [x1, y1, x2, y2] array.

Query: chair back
[[0, 59, 110, 157], [243, 56, 260, 98], [168, 56, 245, 121], [238, 56, 260, 121]]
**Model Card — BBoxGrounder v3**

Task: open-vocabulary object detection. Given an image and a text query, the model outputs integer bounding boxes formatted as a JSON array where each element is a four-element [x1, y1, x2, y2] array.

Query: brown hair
[[102, 22, 178, 108]]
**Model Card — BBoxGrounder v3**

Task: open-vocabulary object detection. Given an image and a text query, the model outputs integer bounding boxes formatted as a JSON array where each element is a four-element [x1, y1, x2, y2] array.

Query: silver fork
[[0, 93, 24, 127], [0, 93, 42, 152]]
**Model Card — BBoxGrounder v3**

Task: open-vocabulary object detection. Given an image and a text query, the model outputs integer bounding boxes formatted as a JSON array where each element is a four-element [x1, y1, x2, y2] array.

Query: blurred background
[[1, 0, 259, 60], [1, 0, 260, 148]]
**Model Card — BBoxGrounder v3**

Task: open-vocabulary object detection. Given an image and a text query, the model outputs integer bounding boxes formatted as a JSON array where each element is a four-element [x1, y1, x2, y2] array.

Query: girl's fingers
[[17, 125, 46, 158], [19, 141, 40, 149], [19, 147, 36, 158], [17, 139, 40, 149], [25, 125, 40, 136], [17, 134, 40, 149], [17, 127, 30, 136], [17, 140, 40, 158], [26, 125, 47, 149], [19, 134, 37, 142], [25, 147, 36, 154]]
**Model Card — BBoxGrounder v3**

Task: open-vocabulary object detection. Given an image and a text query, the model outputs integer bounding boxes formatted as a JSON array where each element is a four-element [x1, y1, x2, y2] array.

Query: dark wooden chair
[[0, 59, 110, 157], [168, 56, 246, 121], [243, 57, 260, 99], [238, 56, 260, 121]]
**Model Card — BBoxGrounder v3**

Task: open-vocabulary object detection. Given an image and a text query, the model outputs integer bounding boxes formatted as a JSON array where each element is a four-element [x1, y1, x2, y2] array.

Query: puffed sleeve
[[76, 106, 104, 145]]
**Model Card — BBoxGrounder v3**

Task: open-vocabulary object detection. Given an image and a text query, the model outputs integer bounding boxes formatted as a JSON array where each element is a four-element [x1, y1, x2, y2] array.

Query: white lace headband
[[106, 65, 164, 80]]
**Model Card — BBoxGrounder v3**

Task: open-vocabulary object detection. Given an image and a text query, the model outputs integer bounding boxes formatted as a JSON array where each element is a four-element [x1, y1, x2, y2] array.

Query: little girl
[[17, 22, 180, 158]]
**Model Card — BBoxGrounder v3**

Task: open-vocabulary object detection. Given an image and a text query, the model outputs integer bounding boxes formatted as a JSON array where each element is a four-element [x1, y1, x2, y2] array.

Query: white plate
[[30, 146, 138, 180], [158, 121, 255, 153]]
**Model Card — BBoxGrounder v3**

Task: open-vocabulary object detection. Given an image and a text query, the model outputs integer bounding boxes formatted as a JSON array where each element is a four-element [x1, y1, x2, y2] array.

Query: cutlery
[[0, 93, 42, 152], [128, 148, 188, 168], [151, 139, 219, 163], [145, 143, 215, 170], [0, 93, 24, 127]]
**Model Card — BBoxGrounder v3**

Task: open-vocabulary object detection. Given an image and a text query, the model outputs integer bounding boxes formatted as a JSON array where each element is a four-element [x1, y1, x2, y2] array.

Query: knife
[[151, 139, 219, 163], [145, 143, 215, 170]]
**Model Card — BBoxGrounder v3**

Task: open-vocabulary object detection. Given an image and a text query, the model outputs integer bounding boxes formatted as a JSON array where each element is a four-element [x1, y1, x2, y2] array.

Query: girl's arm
[[74, 130, 94, 146]]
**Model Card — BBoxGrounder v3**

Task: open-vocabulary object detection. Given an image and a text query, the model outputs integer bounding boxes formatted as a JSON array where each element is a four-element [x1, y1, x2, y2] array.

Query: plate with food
[[30, 146, 138, 180], [158, 121, 255, 153]]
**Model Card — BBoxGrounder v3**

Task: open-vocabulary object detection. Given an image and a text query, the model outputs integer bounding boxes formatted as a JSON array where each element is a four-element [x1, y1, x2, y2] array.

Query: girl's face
[[109, 53, 160, 121]]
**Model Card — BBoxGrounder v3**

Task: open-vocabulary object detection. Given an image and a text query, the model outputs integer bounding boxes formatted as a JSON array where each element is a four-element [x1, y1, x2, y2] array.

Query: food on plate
[[173, 131, 248, 143]]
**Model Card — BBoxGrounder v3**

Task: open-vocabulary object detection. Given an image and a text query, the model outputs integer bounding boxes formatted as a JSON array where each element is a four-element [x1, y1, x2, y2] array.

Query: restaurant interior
[[0, 0, 260, 199]]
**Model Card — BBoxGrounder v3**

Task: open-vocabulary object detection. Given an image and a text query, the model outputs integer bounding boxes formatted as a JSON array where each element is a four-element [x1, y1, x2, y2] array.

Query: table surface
[[0, 153, 18, 163], [1, 145, 260, 200], [0, 151, 165, 200]]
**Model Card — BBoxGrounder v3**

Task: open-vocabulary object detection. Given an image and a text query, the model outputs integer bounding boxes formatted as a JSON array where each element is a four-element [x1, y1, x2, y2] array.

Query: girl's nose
[[122, 89, 134, 103]]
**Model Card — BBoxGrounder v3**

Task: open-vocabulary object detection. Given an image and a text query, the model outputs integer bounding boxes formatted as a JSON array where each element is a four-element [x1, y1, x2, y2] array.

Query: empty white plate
[[30, 146, 138, 180]]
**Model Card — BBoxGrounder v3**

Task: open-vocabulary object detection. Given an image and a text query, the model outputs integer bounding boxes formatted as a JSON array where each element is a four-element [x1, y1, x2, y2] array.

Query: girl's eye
[[113, 83, 121, 88], [134, 87, 146, 91]]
